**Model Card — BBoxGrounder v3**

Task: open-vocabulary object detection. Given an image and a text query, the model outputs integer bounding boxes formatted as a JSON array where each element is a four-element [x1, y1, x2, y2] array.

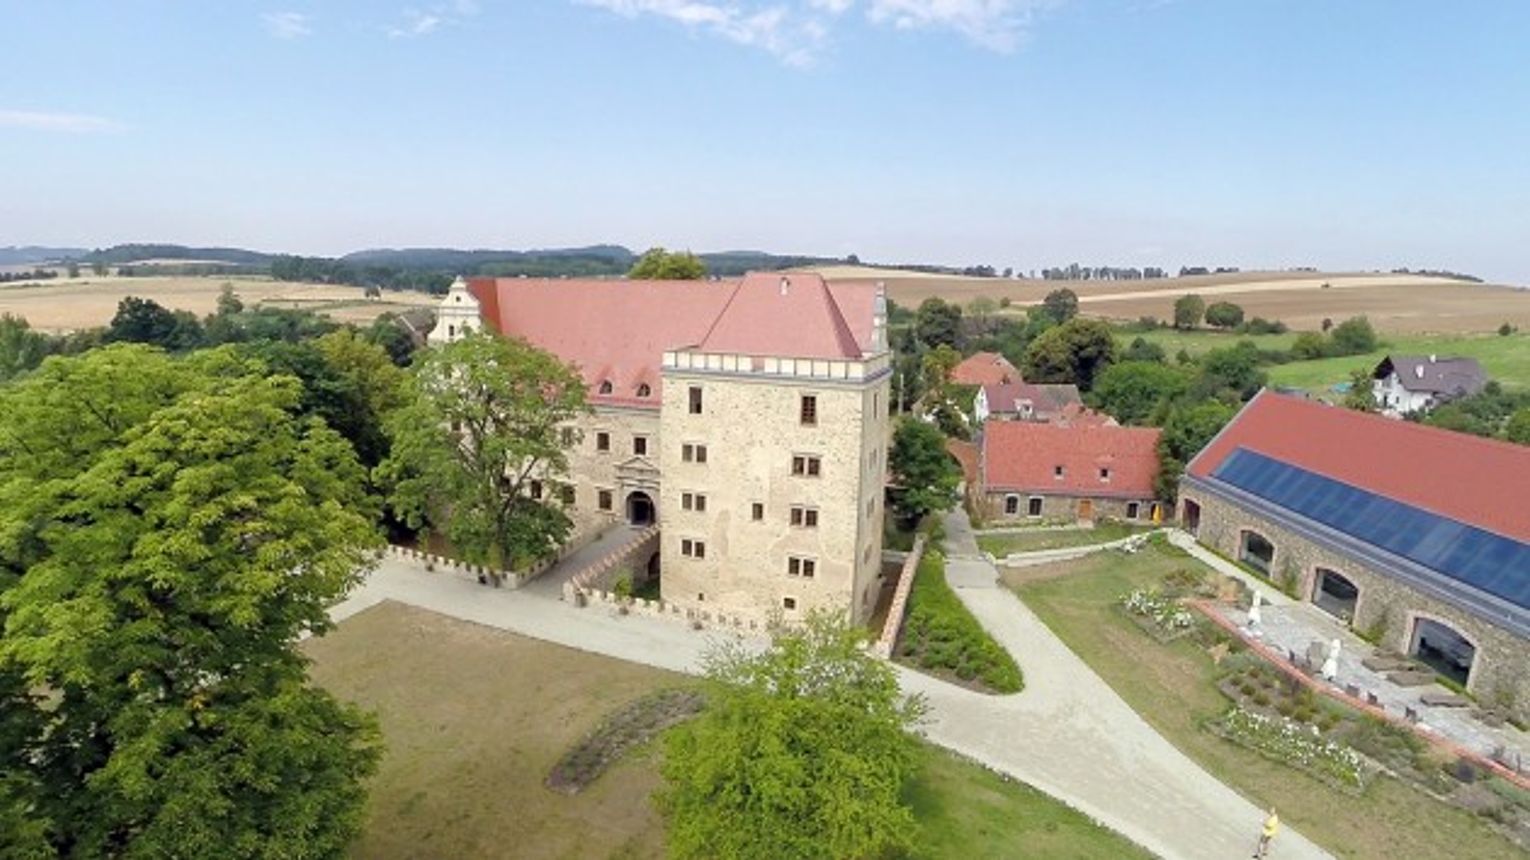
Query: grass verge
[[977, 520, 1149, 557], [1006, 547, 1525, 860], [897, 548, 1023, 693]]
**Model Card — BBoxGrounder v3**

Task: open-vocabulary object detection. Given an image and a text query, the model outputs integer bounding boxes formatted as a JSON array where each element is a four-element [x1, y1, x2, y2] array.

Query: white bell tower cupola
[[428, 276, 483, 345]]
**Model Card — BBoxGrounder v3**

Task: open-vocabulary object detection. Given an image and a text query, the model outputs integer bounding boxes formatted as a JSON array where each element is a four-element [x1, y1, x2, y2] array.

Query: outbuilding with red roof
[[976, 419, 1164, 524]]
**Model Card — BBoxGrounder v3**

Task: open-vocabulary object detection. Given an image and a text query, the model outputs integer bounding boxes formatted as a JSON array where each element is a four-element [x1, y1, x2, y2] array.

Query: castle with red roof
[[1181, 390, 1530, 710], [430, 272, 892, 624]]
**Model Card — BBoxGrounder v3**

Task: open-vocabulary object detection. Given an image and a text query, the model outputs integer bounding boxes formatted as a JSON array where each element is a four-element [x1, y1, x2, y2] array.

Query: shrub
[[897, 550, 1023, 693]]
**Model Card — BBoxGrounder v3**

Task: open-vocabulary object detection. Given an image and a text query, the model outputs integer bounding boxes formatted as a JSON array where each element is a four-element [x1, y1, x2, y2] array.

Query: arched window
[[1239, 530, 1275, 576], [636, 383, 652, 398], [1312, 568, 1359, 622], [598, 380, 613, 395]]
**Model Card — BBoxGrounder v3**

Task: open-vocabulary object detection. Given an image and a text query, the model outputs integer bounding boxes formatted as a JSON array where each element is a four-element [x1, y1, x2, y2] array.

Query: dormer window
[[598, 380, 613, 395], [636, 383, 652, 398]]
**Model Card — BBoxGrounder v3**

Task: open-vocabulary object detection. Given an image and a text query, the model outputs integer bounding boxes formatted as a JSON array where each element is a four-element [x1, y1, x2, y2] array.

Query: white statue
[[1247, 591, 1262, 628], [1321, 638, 1342, 681]]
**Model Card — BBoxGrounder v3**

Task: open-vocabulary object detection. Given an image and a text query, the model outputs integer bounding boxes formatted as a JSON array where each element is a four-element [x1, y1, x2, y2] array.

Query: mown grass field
[[976, 521, 1151, 557], [1006, 548, 1524, 860], [307, 601, 1146, 859], [1120, 327, 1530, 390]]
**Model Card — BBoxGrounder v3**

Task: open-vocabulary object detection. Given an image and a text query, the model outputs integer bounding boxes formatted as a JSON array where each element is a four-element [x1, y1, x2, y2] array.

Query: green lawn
[[906, 745, 1153, 860], [978, 521, 1150, 557], [1267, 332, 1530, 392], [1118, 327, 1300, 357], [1005, 547, 1524, 860]]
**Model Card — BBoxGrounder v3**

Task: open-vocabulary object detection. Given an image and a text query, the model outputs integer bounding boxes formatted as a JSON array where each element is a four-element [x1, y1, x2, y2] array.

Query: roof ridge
[[694, 279, 745, 349], [814, 275, 863, 358]]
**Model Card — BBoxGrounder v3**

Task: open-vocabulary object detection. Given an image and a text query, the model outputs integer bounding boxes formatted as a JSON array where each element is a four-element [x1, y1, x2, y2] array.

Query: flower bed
[[1119, 587, 1197, 642], [545, 688, 705, 794], [1212, 706, 1370, 792]]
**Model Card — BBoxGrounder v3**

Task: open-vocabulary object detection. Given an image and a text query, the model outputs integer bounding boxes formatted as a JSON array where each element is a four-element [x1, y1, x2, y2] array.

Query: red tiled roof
[[1188, 390, 1530, 542], [699, 272, 864, 359], [466, 273, 877, 409], [982, 382, 1082, 418], [982, 420, 1161, 498], [952, 352, 1019, 387]]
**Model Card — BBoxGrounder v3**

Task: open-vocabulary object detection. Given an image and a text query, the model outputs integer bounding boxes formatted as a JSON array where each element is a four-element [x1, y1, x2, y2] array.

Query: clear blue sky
[[3, 1, 1528, 283]]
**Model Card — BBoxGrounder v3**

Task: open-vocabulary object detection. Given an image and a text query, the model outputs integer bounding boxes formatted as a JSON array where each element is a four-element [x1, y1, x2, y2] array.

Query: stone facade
[[658, 349, 891, 626], [1181, 488, 1530, 710], [979, 491, 1162, 525], [559, 405, 663, 532]]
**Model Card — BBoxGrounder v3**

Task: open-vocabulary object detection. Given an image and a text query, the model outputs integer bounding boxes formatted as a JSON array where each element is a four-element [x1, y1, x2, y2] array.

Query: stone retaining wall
[[872, 535, 926, 659]]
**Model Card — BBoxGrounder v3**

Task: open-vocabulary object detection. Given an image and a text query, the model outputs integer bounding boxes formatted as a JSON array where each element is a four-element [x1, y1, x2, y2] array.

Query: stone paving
[[1213, 599, 1530, 767]]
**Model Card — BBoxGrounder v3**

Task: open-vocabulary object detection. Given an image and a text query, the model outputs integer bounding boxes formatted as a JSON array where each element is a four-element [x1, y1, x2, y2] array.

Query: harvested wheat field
[[807, 266, 1530, 335], [0, 274, 438, 331]]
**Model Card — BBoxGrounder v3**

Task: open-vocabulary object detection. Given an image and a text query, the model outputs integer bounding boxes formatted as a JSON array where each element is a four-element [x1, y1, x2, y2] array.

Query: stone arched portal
[[626, 491, 655, 526], [1410, 616, 1476, 688], [1312, 568, 1359, 623]]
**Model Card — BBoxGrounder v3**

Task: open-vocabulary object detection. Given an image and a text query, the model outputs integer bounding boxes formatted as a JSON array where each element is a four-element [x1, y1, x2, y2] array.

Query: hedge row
[[898, 549, 1023, 694]]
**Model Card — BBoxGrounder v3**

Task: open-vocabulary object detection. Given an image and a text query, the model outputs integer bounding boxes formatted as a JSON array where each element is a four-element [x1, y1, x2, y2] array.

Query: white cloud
[[387, 2, 479, 38], [389, 11, 443, 37], [0, 110, 119, 133], [262, 11, 313, 40], [578, 1, 1061, 63], [865, 1, 1060, 52]]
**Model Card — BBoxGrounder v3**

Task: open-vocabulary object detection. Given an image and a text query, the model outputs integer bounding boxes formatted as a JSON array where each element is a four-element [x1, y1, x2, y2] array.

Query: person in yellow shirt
[[1254, 807, 1280, 858]]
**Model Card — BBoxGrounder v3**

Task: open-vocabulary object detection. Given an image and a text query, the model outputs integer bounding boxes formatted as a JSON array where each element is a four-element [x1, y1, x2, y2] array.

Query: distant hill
[[82, 244, 274, 266], [0, 246, 89, 265]]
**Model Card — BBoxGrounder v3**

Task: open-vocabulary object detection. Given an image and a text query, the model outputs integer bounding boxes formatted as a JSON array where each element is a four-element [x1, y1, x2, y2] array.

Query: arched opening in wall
[[1409, 616, 1476, 688], [626, 491, 655, 526], [1239, 530, 1275, 576], [1182, 499, 1201, 535], [1312, 568, 1359, 623]]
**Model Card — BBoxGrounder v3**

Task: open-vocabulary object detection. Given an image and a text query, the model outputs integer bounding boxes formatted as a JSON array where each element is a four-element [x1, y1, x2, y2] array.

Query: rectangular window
[[783, 596, 797, 610], [596, 431, 610, 452], [696, 494, 707, 512], [689, 386, 703, 415], [1054, 465, 1065, 478], [560, 485, 575, 506], [682, 492, 708, 512], [681, 539, 706, 559], [696, 444, 707, 463], [694, 541, 705, 559], [792, 455, 822, 477], [752, 502, 764, 521], [682, 443, 709, 463], [598, 489, 613, 511], [790, 506, 818, 528], [529, 480, 543, 500], [1004, 496, 1020, 515], [682, 492, 692, 511], [634, 436, 648, 456], [1126, 501, 1140, 519], [800, 395, 818, 426], [788, 557, 817, 578], [1028, 497, 1043, 517], [1099, 467, 1111, 481]]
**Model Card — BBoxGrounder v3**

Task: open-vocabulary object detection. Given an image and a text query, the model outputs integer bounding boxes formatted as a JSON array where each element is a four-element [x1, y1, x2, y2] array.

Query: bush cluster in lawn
[[897, 549, 1023, 693]]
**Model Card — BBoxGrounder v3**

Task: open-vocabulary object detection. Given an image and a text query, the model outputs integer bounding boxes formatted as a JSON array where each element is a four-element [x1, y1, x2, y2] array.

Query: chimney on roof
[[780, 276, 790, 296]]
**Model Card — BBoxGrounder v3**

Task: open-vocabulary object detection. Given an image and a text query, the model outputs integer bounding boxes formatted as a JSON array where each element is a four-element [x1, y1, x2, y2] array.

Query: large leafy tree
[[1173, 294, 1205, 330], [1328, 316, 1378, 355], [1089, 361, 1189, 426], [0, 313, 53, 381], [0, 345, 382, 858], [628, 247, 706, 279], [1203, 301, 1245, 329], [1156, 400, 1236, 501], [659, 613, 926, 860], [1021, 317, 1118, 391], [379, 329, 587, 568], [1191, 340, 1267, 402], [913, 297, 962, 350], [1041, 288, 1079, 324], [106, 295, 205, 350], [889, 419, 961, 526]]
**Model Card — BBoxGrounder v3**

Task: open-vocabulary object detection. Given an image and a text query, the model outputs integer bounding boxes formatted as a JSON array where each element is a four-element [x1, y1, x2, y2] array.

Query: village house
[[950, 350, 1020, 387], [973, 381, 1083, 424], [1178, 391, 1530, 707], [429, 273, 892, 626], [1371, 354, 1486, 417], [973, 418, 1163, 524]]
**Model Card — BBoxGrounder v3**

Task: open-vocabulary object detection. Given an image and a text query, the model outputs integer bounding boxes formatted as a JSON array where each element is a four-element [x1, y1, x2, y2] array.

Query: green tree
[[1192, 340, 1266, 402], [90, 260, 108, 276], [315, 329, 408, 467], [1342, 368, 1377, 412], [913, 297, 963, 350], [1203, 301, 1245, 329], [628, 247, 706, 280], [107, 295, 205, 350], [1505, 407, 1530, 444], [216, 282, 245, 316], [0, 314, 52, 381], [1173, 294, 1205, 330], [1041, 288, 1079, 324], [66, 262, 81, 278], [379, 330, 588, 568], [363, 314, 419, 367], [659, 612, 925, 860], [1289, 331, 1328, 360], [888, 419, 961, 526], [1089, 361, 1189, 426], [1021, 318, 1117, 391], [0, 345, 382, 857], [1329, 316, 1378, 355], [1122, 336, 1166, 364], [1156, 400, 1236, 501]]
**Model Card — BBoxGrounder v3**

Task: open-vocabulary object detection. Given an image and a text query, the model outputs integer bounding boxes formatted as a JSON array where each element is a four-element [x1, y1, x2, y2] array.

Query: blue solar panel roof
[[1212, 448, 1530, 611]]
